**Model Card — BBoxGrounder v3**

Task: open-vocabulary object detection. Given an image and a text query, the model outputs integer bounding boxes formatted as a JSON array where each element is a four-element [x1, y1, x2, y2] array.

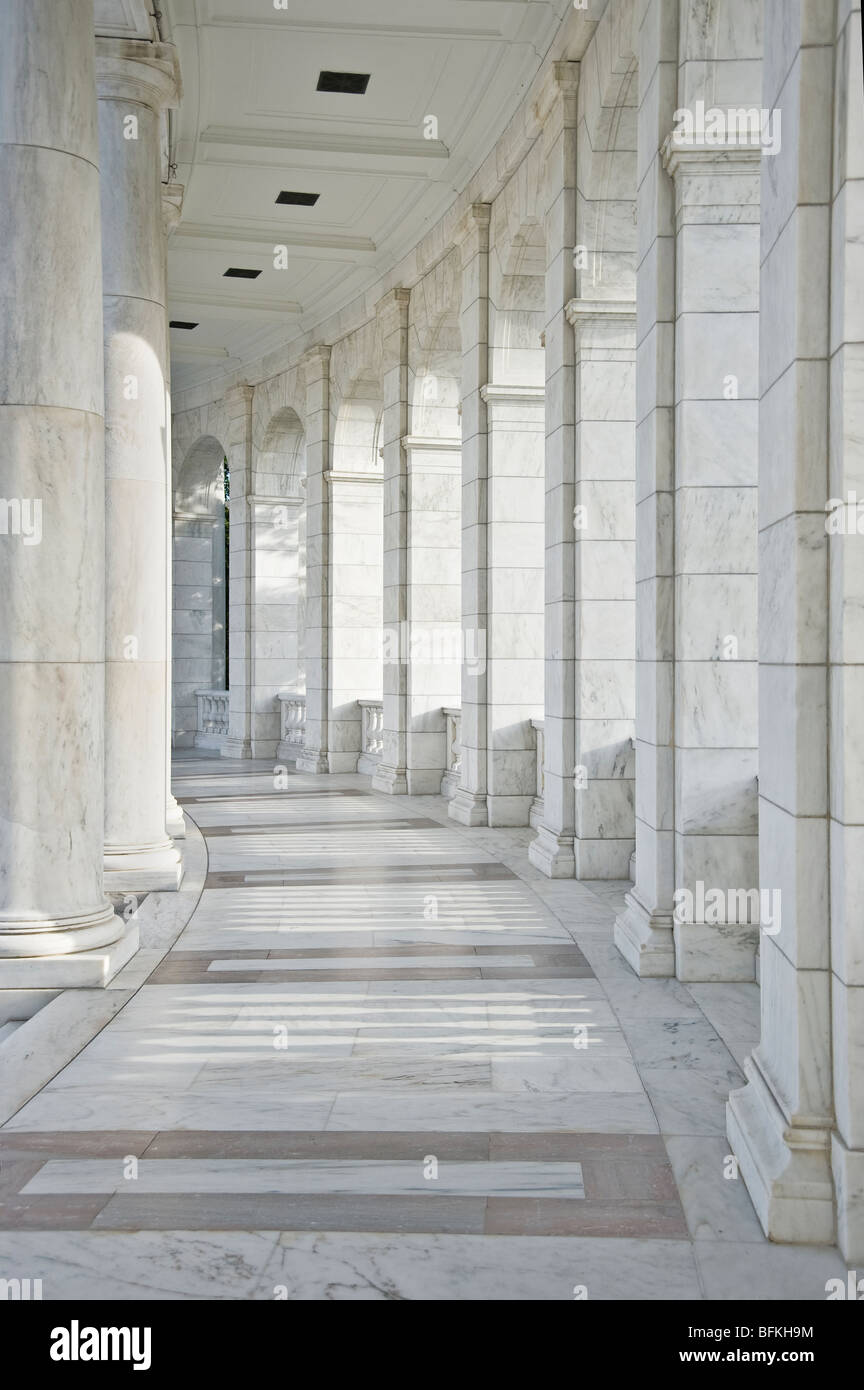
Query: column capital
[[162, 182, 184, 238], [534, 60, 580, 129], [324, 468, 383, 488], [223, 382, 254, 408], [301, 343, 332, 383], [453, 203, 491, 268], [661, 138, 763, 179], [95, 39, 182, 112], [375, 286, 411, 324]]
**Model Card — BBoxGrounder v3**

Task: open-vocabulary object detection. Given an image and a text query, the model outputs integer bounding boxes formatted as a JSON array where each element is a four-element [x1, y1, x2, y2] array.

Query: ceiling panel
[[166, 0, 568, 392]]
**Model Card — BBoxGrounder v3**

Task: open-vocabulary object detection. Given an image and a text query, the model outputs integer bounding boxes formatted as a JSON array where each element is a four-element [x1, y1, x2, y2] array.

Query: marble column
[[568, 300, 636, 878], [401, 436, 462, 792], [728, 0, 854, 1255], [248, 494, 303, 758], [97, 38, 182, 891], [162, 184, 186, 838], [223, 384, 254, 758], [613, 0, 678, 969], [668, 140, 760, 981], [373, 289, 411, 795], [828, 0, 864, 1267], [326, 470, 383, 773], [529, 61, 580, 874], [296, 346, 332, 773], [481, 384, 545, 825], [0, 0, 120, 960], [449, 205, 492, 826]]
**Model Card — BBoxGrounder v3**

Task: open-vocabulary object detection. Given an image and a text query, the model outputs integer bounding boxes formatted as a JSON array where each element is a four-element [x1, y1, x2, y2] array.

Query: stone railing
[[530, 718, 545, 828], [440, 706, 462, 800], [194, 689, 229, 750], [276, 694, 306, 762], [357, 700, 384, 774]]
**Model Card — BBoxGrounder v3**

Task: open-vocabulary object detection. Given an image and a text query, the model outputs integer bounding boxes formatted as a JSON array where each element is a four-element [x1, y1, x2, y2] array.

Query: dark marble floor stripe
[[485, 1198, 689, 1239], [167, 945, 590, 962], [178, 789, 367, 804], [203, 865, 517, 887], [201, 818, 445, 836], [0, 1130, 667, 1162], [88, 1194, 488, 1235]]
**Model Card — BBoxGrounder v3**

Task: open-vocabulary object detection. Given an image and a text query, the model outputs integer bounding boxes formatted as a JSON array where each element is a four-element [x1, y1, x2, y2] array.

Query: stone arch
[[250, 404, 309, 731], [576, 0, 638, 299], [327, 365, 385, 771], [332, 371, 384, 474], [409, 251, 462, 440], [172, 433, 228, 747], [490, 216, 546, 388]]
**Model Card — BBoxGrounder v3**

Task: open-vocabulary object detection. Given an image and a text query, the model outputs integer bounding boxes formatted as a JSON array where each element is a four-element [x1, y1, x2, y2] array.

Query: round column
[[162, 185, 187, 841], [0, 0, 119, 955], [96, 40, 182, 891]]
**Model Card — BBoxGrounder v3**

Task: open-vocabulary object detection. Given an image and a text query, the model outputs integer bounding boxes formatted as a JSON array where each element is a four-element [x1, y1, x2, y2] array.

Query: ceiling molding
[[168, 292, 303, 322], [174, 222, 376, 255], [199, 125, 450, 161]]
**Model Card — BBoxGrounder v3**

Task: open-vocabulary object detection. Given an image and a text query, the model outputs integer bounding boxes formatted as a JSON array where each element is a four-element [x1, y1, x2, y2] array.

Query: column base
[[0, 918, 139, 988], [295, 750, 329, 774], [487, 794, 533, 827], [357, 753, 382, 777], [166, 798, 186, 840], [103, 839, 184, 893], [573, 837, 635, 880], [448, 788, 488, 826], [220, 736, 254, 759], [832, 1132, 864, 1264], [275, 741, 302, 764], [440, 770, 460, 800], [0, 901, 122, 960], [528, 824, 575, 878], [372, 763, 408, 795], [673, 919, 758, 983], [613, 890, 675, 976], [727, 1053, 835, 1247]]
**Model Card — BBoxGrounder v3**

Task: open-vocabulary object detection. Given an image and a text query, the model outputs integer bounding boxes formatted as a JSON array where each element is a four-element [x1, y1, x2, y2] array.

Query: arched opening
[[329, 373, 384, 773], [172, 435, 228, 747], [253, 407, 307, 757]]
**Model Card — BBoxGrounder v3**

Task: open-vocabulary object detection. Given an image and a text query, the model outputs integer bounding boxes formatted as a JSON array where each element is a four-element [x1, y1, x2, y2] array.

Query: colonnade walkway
[[0, 756, 846, 1299]]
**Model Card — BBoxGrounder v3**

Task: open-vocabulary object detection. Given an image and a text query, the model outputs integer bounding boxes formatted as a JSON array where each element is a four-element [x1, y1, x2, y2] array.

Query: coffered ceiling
[[136, 0, 570, 392]]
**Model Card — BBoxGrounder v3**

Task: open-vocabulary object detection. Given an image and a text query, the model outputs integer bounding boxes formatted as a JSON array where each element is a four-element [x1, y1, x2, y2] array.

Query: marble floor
[[0, 756, 845, 1300]]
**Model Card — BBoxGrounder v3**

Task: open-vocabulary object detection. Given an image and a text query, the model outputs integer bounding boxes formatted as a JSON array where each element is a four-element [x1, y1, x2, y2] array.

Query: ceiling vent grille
[[317, 71, 370, 94], [276, 190, 320, 206]]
